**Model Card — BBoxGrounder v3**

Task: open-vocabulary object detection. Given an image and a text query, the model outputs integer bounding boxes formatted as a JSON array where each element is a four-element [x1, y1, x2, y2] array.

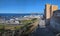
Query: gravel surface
[[30, 19, 56, 36], [30, 26, 56, 36]]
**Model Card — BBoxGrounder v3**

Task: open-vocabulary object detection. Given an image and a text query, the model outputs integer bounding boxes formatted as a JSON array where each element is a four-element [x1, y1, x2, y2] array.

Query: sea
[[0, 13, 43, 20], [0, 13, 43, 16]]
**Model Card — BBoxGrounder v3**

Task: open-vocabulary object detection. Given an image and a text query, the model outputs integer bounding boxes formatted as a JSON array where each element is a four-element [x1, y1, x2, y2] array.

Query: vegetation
[[0, 18, 38, 36], [20, 20, 32, 25]]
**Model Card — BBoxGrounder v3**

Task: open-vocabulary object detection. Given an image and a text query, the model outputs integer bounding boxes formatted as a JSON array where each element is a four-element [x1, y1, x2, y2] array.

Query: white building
[[5, 18, 20, 24], [24, 15, 40, 18]]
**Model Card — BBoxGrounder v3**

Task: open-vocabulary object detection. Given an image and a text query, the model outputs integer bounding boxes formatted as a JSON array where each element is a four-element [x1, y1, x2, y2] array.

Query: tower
[[45, 4, 51, 19], [50, 5, 58, 17], [44, 4, 58, 24]]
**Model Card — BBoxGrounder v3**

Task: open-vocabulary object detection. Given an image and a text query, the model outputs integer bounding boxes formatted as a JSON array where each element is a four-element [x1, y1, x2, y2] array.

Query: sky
[[0, 0, 60, 13]]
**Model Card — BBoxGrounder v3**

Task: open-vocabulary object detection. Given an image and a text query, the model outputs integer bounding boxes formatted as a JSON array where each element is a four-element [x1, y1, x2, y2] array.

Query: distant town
[[0, 15, 41, 24]]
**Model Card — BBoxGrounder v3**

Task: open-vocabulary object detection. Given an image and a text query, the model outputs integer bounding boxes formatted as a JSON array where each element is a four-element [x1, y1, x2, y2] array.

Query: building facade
[[50, 10, 60, 32]]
